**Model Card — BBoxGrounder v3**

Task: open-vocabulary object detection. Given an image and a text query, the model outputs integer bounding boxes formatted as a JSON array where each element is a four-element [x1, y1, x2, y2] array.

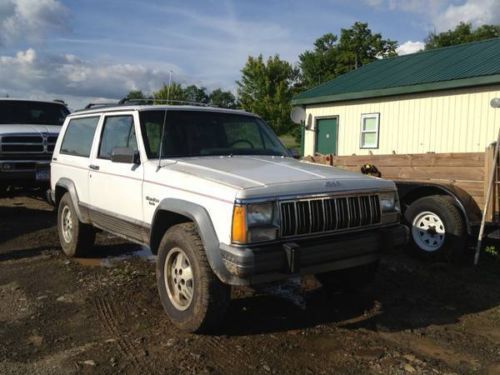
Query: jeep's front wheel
[[57, 193, 95, 257], [156, 223, 230, 333]]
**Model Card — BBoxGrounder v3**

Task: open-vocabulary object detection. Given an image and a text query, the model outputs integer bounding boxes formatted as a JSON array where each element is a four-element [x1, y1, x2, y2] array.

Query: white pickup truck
[[0, 99, 69, 194], [50, 104, 407, 332]]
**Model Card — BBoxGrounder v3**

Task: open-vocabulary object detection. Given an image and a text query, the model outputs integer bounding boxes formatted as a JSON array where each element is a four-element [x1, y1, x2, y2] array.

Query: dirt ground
[[0, 196, 499, 375]]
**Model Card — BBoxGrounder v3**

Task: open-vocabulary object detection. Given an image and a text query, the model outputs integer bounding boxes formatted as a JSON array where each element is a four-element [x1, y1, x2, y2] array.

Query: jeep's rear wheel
[[316, 261, 379, 293], [57, 193, 95, 257], [156, 223, 230, 333]]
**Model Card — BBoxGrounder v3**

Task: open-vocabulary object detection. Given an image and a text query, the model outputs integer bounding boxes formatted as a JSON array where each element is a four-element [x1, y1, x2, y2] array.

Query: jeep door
[[52, 115, 101, 205], [88, 112, 145, 241]]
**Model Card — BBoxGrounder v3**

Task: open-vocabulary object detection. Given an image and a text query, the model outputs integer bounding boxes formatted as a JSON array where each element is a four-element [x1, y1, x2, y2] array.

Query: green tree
[[337, 22, 397, 74], [153, 82, 187, 103], [298, 33, 339, 89], [425, 22, 500, 49], [298, 23, 397, 89], [208, 89, 238, 109], [123, 90, 153, 104], [125, 90, 146, 100], [184, 85, 209, 104], [237, 54, 299, 135]]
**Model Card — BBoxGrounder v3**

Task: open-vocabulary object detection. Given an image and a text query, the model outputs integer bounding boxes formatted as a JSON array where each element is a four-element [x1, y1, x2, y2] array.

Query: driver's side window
[[98, 115, 138, 160], [224, 122, 265, 149]]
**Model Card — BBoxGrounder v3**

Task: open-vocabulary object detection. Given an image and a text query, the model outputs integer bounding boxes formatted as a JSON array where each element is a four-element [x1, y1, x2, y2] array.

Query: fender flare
[[150, 198, 233, 283], [54, 178, 91, 223], [396, 181, 482, 235]]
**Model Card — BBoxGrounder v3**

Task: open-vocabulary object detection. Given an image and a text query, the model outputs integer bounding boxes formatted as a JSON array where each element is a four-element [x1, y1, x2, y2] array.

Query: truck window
[[60, 116, 100, 157], [98, 115, 138, 160], [0, 100, 69, 125]]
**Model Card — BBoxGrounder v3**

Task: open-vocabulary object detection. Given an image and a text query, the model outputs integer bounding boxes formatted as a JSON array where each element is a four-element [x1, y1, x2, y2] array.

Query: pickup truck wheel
[[156, 223, 230, 333], [316, 261, 379, 293], [404, 195, 466, 260], [57, 193, 95, 257]]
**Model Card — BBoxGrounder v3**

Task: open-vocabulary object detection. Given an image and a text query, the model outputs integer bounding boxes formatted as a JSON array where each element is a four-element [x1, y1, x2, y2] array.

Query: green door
[[316, 118, 337, 155]]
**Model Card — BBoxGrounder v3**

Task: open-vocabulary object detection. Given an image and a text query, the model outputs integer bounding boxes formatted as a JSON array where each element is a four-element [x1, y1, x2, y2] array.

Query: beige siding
[[304, 85, 500, 156]]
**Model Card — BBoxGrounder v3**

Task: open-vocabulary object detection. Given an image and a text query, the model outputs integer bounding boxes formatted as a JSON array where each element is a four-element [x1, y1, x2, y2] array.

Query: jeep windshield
[[0, 100, 69, 125], [139, 110, 289, 158]]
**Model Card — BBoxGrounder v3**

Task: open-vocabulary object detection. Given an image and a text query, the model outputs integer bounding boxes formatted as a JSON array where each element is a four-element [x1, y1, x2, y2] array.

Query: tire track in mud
[[94, 296, 151, 372], [202, 335, 253, 370]]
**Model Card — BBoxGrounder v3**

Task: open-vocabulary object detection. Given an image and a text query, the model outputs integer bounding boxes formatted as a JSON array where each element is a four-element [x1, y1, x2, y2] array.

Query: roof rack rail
[[53, 99, 67, 105], [75, 98, 214, 112], [118, 97, 211, 107], [83, 102, 119, 109]]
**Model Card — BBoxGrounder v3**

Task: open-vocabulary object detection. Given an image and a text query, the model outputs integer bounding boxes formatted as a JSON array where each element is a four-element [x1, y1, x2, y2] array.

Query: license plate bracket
[[35, 168, 50, 181]]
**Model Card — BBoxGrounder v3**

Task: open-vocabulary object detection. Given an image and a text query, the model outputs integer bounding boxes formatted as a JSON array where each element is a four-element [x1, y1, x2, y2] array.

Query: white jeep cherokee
[[50, 104, 407, 332]]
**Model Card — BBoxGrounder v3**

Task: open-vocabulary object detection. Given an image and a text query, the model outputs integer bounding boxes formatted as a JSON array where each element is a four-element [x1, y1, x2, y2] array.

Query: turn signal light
[[231, 206, 247, 243]]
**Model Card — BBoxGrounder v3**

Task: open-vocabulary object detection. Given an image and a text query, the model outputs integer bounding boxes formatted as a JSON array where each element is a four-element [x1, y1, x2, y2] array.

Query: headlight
[[231, 202, 278, 244], [379, 192, 399, 212], [247, 203, 273, 225]]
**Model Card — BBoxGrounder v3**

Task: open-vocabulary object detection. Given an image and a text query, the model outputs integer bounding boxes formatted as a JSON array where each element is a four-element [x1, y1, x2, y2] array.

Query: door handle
[[89, 164, 100, 171]]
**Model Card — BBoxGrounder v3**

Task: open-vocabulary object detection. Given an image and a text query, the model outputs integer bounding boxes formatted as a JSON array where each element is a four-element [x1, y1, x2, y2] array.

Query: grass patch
[[279, 134, 300, 150]]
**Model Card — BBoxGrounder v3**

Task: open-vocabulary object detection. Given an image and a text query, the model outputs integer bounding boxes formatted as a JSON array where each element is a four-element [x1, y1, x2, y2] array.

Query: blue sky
[[0, 0, 498, 108]]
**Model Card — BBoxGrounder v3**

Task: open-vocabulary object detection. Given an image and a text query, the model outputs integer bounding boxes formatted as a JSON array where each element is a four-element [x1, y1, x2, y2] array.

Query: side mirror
[[288, 148, 301, 159], [111, 147, 140, 164]]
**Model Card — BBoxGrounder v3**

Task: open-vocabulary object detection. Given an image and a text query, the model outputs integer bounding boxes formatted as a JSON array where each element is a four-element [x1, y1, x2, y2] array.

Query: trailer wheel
[[404, 195, 466, 260]]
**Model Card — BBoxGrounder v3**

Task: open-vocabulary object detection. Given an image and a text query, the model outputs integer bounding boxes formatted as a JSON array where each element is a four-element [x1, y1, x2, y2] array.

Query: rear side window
[[60, 116, 100, 157], [98, 115, 138, 160]]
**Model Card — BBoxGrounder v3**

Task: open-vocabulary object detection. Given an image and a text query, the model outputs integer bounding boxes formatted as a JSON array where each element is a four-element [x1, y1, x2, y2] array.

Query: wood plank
[[351, 166, 485, 181], [330, 152, 484, 168]]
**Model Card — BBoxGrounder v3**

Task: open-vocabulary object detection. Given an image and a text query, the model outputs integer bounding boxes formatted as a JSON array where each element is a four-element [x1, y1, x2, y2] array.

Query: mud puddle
[[74, 246, 155, 268]]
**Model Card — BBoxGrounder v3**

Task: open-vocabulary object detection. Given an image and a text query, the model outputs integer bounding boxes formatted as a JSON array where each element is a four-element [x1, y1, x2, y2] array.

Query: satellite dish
[[491, 98, 500, 108], [290, 106, 306, 124]]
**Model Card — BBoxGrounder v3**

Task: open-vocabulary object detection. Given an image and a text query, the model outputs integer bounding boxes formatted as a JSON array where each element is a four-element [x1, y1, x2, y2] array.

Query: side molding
[[151, 199, 233, 283]]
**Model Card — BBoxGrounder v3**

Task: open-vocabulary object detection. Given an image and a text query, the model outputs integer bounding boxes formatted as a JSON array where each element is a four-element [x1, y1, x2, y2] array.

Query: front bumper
[[0, 162, 50, 185], [220, 224, 408, 285]]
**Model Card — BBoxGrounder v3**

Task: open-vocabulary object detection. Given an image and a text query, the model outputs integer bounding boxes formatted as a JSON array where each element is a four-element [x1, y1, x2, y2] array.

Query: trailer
[[304, 144, 499, 260]]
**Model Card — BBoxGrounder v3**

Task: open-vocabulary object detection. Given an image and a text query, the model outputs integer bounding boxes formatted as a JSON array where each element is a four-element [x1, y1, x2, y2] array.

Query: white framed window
[[360, 113, 380, 149]]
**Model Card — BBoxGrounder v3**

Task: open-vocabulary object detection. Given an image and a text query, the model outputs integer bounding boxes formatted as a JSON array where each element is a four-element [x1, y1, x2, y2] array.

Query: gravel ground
[[0, 195, 499, 374]]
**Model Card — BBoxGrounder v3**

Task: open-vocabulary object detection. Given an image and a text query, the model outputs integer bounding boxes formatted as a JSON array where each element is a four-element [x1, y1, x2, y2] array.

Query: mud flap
[[283, 242, 300, 274]]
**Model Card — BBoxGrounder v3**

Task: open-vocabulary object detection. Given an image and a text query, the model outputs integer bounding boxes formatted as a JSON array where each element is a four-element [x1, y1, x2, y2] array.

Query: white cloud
[[439, 0, 500, 31], [397, 40, 425, 55], [364, 0, 500, 31], [0, 0, 68, 45], [0, 48, 184, 108]]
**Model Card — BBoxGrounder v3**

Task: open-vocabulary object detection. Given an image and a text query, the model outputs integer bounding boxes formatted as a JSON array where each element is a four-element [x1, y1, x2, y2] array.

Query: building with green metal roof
[[293, 38, 500, 157]]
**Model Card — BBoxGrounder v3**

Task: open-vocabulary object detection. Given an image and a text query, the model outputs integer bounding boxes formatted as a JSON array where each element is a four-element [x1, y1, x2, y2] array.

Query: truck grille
[[280, 194, 381, 237], [0, 134, 57, 154]]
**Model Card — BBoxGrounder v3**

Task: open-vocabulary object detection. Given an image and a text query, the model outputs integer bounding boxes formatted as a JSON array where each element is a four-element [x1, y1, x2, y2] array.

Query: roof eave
[[291, 74, 500, 106]]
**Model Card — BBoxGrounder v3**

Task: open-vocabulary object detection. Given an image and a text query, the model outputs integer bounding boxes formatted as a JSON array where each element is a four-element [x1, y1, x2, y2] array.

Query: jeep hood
[[166, 155, 395, 199], [0, 124, 61, 135]]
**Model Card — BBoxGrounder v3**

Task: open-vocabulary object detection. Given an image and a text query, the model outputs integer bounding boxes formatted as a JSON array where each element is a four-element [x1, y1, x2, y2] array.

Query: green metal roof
[[292, 38, 500, 106]]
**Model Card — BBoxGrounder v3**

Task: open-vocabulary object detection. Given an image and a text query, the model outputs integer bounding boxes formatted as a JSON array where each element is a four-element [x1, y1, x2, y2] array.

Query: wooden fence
[[305, 146, 498, 221]]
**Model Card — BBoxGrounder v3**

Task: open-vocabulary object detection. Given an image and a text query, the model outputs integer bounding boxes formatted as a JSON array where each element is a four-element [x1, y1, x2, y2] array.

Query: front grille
[[0, 133, 58, 154], [280, 194, 381, 237], [0, 154, 52, 161], [2, 136, 42, 143], [2, 144, 44, 152]]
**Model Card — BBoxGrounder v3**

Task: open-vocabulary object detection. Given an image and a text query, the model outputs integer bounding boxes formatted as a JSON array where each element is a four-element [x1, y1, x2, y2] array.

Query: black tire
[[156, 223, 230, 333], [404, 195, 466, 260], [57, 193, 95, 257], [316, 261, 379, 293]]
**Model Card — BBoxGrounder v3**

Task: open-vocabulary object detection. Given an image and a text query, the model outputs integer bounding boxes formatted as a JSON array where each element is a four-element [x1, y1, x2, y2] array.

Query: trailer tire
[[404, 195, 466, 260]]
